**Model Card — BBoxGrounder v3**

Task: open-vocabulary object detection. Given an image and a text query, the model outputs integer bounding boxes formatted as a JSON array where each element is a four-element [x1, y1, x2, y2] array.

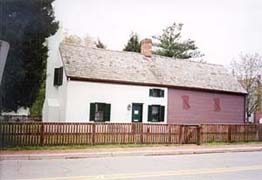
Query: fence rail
[[1, 122, 261, 147]]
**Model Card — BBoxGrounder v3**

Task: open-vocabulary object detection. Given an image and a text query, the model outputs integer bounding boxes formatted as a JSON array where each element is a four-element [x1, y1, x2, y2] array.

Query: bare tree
[[231, 53, 262, 121], [62, 34, 82, 45], [83, 34, 96, 48], [62, 33, 97, 48]]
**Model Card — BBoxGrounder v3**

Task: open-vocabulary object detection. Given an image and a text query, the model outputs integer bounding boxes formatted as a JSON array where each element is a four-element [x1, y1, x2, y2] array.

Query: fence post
[[92, 123, 96, 145], [228, 125, 232, 143], [168, 125, 171, 144], [256, 124, 260, 142], [131, 123, 135, 143], [0, 123, 4, 148], [179, 125, 183, 144], [140, 123, 143, 144], [197, 124, 202, 145], [40, 123, 44, 146]]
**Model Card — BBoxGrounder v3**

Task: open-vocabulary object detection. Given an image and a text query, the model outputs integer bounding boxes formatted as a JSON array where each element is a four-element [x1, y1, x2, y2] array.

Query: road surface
[[1, 151, 262, 180]]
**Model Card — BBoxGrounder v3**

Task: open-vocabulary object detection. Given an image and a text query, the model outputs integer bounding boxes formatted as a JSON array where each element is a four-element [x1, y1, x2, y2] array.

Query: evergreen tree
[[123, 32, 140, 52], [0, 0, 58, 112], [153, 22, 203, 59]]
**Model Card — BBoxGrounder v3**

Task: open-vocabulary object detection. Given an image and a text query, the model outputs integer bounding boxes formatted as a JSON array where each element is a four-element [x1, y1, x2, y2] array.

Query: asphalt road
[[1, 151, 262, 180]]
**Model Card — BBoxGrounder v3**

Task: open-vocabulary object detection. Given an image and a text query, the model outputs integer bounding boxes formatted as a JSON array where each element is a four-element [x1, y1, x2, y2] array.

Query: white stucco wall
[[65, 81, 168, 123], [42, 29, 67, 122], [42, 30, 167, 123]]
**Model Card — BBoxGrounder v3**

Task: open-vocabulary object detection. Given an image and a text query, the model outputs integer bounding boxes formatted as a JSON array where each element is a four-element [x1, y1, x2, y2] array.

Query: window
[[214, 98, 221, 112], [182, 95, 190, 110], [149, 89, 164, 97], [54, 67, 63, 86], [148, 105, 165, 122], [90, 103, 111, 122]]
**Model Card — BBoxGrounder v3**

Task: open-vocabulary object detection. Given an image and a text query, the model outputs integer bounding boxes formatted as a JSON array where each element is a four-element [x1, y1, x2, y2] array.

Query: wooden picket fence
[[0, 122, 261, 148]]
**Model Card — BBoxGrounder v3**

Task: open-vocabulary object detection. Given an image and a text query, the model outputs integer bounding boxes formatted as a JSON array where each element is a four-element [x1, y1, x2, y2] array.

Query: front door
[[132, 103, 143, 122]]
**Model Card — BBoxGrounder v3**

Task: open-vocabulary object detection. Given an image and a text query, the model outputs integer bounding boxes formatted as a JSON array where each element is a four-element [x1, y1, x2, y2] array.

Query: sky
[[53, 0, 262, 66]]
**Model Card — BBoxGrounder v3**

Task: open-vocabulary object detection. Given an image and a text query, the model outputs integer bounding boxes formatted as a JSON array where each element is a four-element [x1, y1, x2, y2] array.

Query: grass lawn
[[1, 141, 262, 151]]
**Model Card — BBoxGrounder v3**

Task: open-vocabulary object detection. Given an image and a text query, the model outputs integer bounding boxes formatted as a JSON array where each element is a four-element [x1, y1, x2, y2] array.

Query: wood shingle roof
[[59, 43, 247, 94]]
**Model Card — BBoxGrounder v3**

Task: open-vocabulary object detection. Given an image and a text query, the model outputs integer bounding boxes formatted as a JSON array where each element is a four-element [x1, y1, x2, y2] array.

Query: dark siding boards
[[167, 89, 245, 124]]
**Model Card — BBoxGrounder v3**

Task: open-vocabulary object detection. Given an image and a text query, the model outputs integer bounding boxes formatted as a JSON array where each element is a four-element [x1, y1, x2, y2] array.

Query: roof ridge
[[60, 42, 142, 56]]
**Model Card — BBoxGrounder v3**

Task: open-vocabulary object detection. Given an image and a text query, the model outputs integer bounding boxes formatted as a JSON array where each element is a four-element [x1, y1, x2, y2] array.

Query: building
[[43, 35, 246, 123]]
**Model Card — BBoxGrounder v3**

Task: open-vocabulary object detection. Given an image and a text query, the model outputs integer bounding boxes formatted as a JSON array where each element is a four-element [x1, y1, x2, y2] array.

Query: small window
[[182, 95, 190, 110], [54, 67, 63, 86], [90, 103, 111, 122], [149, 89, 164, 97], [214, 98, 221, 112], [148, 105, 165, 122]]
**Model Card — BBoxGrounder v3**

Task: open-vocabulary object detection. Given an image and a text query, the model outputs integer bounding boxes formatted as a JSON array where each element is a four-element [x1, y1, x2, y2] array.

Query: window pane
[[149, 89, 164, 97], [95, 111, 104, 121], [152, 90, 159, 97], [95, 103, 104, 121], [152, 106, 160, 122]]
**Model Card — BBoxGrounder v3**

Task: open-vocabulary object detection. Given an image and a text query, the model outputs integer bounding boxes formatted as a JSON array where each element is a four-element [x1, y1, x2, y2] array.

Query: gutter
[[67, 75, 247, 96]]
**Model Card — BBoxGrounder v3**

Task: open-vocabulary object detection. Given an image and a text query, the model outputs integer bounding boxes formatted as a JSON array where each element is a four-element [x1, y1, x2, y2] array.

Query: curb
[[1, 147, 262, 160]]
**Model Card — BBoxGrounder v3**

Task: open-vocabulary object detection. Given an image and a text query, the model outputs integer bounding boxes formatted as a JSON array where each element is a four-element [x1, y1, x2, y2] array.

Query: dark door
[[132, 103, 143, 122]]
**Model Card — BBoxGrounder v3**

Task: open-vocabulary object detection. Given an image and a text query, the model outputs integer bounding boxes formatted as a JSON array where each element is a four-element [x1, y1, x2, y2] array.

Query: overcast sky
[[54, 0, 262, 65]]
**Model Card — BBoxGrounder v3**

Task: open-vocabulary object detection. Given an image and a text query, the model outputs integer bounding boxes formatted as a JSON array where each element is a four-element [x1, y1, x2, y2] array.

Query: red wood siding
[[167, 89, 245, 124]]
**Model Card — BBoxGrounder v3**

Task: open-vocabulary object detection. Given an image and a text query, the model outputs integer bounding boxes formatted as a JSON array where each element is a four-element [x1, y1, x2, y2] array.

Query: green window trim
[[90, 102, 111, 122], [148, 105, 165, 122], [104, 103, 111, 122], [160, 106, 165, 122], [54, 67, 63, 86], [90, 103, 96, 121], [149, 89, 164, 97]]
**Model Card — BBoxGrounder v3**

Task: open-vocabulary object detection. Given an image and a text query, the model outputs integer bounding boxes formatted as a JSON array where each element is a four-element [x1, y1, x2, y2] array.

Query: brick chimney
[[141, 38, 152, 57]]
